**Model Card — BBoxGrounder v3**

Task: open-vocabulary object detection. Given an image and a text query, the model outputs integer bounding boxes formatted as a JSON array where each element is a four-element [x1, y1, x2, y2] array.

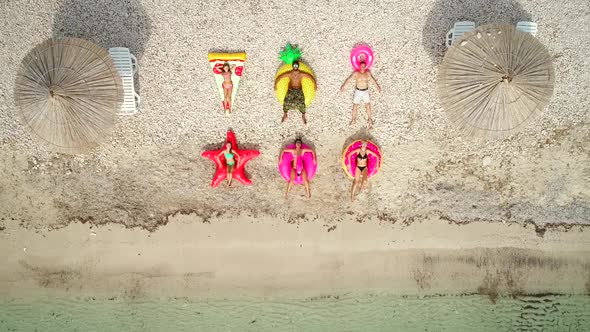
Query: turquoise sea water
[[1, 293, 589, 331]]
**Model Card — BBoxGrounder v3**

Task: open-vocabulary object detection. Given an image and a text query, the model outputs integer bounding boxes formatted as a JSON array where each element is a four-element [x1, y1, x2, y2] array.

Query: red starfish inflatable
[[201, 130, 260, 188]]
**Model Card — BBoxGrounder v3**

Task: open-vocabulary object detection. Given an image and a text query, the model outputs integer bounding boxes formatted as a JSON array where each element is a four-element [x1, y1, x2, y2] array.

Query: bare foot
[[349, 118, 356, 126], [302, 114, 307, 125], [281, 113, 288, 123], [368, 118, 374, 129]]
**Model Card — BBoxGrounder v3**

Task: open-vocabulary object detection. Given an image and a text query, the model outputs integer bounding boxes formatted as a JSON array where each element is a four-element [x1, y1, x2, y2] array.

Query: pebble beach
[[1, 0, 589, 230]]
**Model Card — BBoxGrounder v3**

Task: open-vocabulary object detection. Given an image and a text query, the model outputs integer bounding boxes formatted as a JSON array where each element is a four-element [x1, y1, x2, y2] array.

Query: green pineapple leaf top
[[279, 43, 302, 65]]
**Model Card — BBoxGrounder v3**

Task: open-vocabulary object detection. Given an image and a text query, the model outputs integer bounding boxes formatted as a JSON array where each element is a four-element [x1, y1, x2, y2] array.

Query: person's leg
[[226, 87, 233, 111], [282, 90, 293, 122], [361, 168, 369, 190], [365, 103, 373, 129], [286, 168, 295, 198], [302, 169, 310, 198], [350, 104, 359, 125], [301, 109, 307, 125], [351, 170, 361, 201], [227, 165, 234, 186], [223, 88, 230, 109]]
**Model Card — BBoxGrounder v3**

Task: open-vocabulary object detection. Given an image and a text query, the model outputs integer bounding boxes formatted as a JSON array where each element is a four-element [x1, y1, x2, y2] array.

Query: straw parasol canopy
[[437, 24, 555, 139], [14, 37, 123, 154]]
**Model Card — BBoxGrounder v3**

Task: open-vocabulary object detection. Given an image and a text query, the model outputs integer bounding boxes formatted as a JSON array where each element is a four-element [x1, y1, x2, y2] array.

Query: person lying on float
[[216, 141, 240, 187], [279, 138, 317, 199], [340, 56, 382, 129]]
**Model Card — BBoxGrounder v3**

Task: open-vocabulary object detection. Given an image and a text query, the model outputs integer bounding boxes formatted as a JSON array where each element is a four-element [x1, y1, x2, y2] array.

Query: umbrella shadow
[[52, 0, 152, 60], [53, 0, 152, 103], [422, 0, 532, 64]]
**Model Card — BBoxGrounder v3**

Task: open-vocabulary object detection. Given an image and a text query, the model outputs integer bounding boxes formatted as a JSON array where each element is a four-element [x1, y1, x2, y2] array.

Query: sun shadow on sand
[[201, 129, 261, 152], [422, 0, 532, 64], [52, 0, 152, 60], [342, 129, 380, 152]]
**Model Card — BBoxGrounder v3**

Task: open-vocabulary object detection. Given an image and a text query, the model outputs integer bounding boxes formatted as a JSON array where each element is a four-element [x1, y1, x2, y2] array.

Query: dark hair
[[292, 61, 300, 68], [360, 61, 366, 67], [226, 141, 233, 149], [295, 138, 302, 144], [223, 62, 230, 71]]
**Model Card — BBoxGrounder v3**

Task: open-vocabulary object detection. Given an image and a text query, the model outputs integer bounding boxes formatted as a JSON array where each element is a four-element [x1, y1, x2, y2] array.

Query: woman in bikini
[[346, 140, 380, 201], [217, 142, 240, 187], [279, 138, 317, 198], [219, 63, 236, 113]]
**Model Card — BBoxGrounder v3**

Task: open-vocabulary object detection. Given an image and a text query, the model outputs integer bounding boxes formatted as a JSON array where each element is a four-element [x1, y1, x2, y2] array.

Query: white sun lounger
[[108, 47, 140, 115], [516, 21, 538, 36], [446, 21, 476, 48]]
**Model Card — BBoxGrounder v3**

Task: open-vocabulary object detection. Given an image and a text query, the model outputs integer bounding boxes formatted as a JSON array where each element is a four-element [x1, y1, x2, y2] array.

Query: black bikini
[[356, 153, 368, 172]]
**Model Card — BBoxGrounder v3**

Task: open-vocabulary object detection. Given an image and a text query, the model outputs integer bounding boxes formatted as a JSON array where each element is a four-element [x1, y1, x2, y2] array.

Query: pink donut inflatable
[[278, 144, 317, 184], [350, 45, 374, 71], [342, 140, 382, 179]]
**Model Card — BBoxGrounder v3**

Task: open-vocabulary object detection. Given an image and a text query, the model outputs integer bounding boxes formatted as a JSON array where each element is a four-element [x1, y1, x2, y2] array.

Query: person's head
[[361, 141, 367, 149], [222, 63, 230, 72], [295, 138, 302, 148], [292, 61, 300, 71], [359, 61, 366, 72], [225, 142, 232, 150]]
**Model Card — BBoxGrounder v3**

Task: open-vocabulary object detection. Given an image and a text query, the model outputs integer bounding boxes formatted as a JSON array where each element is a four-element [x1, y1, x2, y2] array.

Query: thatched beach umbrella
[[14, 38, 123, 154], [437, 24, 555, 139]]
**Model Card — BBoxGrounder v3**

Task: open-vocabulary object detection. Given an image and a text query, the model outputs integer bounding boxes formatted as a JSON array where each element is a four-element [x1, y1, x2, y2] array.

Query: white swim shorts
[[353, 89, 370, 104]]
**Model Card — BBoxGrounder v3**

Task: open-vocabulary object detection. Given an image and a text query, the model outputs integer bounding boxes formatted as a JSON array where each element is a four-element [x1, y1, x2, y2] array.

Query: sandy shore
[[1, 214, 589, 299]]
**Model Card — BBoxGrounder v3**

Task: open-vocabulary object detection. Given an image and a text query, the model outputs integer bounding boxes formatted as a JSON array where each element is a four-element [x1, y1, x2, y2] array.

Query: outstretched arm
[[367, 150, 381, 165], [216, 150, 225, 163], [340, 72, 355, 92], [370, 72, 382, 94], [274, 72, 291, 90], [367, 150, 378, 157], [345, 148, 360, 160], [279, 150, 292, 164], [300, 72, 318, 89], [300, 149, 317, 164]]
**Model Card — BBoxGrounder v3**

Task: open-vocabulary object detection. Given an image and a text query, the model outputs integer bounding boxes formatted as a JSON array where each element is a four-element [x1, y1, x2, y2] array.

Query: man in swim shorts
[[340, 61, 382, 129], [274, 61, 317, 125]]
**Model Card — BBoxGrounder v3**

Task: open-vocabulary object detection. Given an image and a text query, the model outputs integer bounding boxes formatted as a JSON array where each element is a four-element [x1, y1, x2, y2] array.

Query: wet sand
[[1, 215, 588, 299]]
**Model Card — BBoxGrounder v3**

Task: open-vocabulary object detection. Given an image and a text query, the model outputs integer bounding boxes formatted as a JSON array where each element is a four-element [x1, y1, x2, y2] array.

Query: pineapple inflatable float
[[274, 44, 317, 108]]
